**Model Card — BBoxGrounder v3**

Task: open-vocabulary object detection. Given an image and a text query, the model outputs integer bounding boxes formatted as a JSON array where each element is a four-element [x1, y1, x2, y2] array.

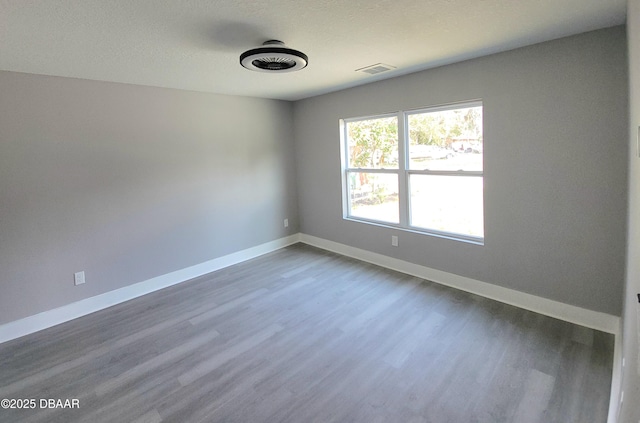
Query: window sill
[[343, 216, 485, 246]]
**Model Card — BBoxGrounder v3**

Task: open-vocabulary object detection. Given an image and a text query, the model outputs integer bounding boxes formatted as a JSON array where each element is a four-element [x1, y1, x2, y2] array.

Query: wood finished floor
[[0, 243, 613, 423]]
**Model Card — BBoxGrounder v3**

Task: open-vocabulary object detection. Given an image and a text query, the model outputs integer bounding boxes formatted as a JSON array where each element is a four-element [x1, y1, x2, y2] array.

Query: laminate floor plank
[[0, 243, 614, 422]]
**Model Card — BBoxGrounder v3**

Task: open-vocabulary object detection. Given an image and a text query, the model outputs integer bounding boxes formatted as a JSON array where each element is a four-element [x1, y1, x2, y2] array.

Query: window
[[341, 101, 483, 243]]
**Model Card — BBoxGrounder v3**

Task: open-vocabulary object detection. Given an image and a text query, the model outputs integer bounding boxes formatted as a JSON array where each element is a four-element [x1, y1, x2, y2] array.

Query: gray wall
[[0, 71, 298, 325], [294, 26, 627, 315], [621, 0, 640, 419]]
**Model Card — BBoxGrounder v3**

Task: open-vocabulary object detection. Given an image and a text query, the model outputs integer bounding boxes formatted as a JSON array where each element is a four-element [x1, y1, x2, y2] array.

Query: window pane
[[410, 175, 483, 238], [407, 106, 482, 171], [348, 172, 399, 223], [347, 117, 398, 169]]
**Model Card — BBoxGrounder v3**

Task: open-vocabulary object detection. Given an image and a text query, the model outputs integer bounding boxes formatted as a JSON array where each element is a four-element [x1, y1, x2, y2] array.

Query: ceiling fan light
[[240, 40, 308, 73]]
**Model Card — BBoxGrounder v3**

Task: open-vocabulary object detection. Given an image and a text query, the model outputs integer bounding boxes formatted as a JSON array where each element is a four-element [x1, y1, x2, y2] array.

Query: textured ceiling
[[0, 0, 627, 101]]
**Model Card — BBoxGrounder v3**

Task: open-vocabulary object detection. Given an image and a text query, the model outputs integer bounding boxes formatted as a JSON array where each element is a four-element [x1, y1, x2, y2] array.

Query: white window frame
[[340, 100, 484, 245]]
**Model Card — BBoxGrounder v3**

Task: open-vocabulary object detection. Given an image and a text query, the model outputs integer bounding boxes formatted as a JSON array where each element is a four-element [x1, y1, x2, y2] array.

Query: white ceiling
[[0, 0, 627, 101]]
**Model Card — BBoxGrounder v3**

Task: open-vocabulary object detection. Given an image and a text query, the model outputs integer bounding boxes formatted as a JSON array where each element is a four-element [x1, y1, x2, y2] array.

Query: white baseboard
[[607, 319, 623, 423], [299, 233, 620, 335], [0, 231, 620, 345], [0, 234, 301, 344]]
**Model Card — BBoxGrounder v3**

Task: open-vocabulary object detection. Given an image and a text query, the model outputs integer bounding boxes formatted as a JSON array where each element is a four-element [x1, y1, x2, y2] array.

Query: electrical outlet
[[391, 235, 398, 247], [284, 218, 289, 228], [74, 271, 85, 286]]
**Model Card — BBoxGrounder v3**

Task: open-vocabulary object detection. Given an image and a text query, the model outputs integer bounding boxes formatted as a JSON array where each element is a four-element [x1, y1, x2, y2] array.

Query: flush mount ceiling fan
[[240, 40, 308, 73]]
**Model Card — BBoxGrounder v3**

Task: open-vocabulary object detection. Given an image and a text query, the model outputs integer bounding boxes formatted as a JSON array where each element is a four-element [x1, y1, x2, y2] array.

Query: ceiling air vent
[[356, 63, 396, 75]]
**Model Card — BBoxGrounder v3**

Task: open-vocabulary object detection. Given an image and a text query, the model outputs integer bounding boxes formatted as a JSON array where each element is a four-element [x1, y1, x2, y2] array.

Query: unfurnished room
[[1, 1, 640, 422]]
